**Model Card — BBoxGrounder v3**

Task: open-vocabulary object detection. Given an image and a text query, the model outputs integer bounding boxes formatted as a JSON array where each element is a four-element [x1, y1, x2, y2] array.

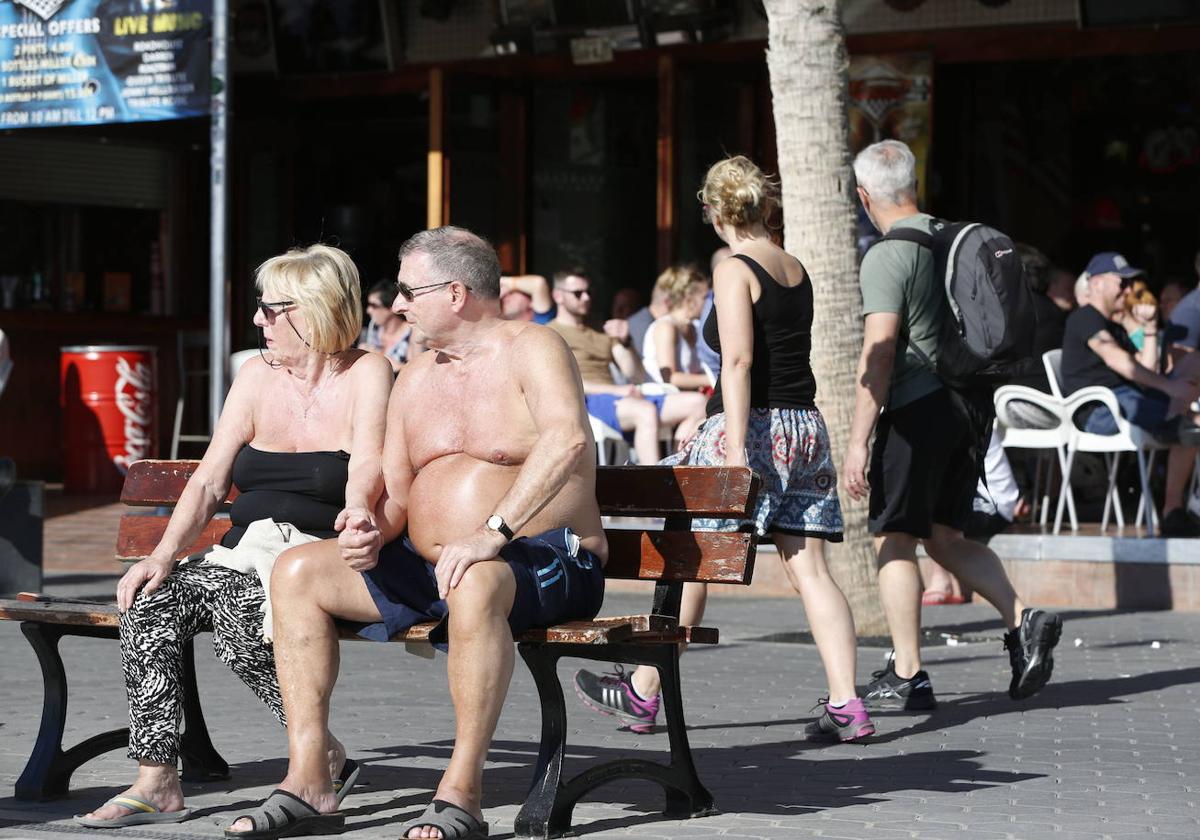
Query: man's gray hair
[[398, 226, 501, 299], [853, 140, 918, 205]]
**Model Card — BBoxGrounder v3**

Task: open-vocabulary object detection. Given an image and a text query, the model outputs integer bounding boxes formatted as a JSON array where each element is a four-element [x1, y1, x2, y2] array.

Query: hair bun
[[699, 155, 778, 229]]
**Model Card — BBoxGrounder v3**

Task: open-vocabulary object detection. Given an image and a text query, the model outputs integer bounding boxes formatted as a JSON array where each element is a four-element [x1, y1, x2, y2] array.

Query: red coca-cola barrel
[[60, 345, 158, 494]]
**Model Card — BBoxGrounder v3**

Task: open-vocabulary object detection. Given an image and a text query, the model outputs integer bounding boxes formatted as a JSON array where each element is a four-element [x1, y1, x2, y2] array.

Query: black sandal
[[223, 789, 345, 840], [398, 799, 488, 839]]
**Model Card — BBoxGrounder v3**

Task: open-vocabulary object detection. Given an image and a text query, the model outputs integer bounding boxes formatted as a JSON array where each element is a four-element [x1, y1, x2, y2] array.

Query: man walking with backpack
[[842, 140, 1062, 710]]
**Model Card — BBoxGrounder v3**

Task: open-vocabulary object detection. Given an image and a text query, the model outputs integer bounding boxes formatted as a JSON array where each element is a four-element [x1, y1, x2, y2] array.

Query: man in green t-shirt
[[841, 140, 1061, 710]]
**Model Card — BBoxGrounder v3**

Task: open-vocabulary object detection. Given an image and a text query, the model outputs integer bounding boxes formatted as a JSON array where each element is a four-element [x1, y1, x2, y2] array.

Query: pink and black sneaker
[[803, 697, 876, 742], [573, 667, 660, 734]]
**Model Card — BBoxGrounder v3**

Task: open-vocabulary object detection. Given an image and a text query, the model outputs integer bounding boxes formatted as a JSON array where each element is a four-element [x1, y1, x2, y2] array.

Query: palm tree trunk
[[764, 0, 888, 637]]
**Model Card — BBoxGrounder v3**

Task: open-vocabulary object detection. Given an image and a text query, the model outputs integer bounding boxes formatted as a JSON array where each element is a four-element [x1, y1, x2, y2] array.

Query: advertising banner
[[0, 0, 210, 129], [849, 52, 933, 205]]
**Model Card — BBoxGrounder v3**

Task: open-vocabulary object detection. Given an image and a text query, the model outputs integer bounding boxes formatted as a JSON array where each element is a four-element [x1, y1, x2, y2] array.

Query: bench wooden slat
[[116, 519, 754, 588], [602, 530, 754, 584], [121, 461, 755, 520], [120, 460, 237, 507], [0, 600, 684, 647], [117, 515, 233, 561], [626, 626, 719, 645], [0, 599, 119, 629], [596, 466, 758, 517]]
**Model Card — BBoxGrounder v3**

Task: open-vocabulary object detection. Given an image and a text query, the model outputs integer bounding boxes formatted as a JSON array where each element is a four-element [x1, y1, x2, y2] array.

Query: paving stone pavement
[[1, 572, 1198, 839]]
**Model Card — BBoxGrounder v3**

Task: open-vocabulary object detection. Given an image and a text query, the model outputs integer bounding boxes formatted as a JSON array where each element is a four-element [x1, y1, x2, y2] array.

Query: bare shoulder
[[229, 353, 273, 395], [713, 254, 753, 287], [653, 315, 677, 335], [507, 319, 569, 356], [345, 348, 393, 383], [505, 321, 577, 382]]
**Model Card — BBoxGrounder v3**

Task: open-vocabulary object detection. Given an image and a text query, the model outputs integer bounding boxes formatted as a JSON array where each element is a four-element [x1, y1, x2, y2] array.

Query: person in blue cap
[[1060, 251, 1200, 536]]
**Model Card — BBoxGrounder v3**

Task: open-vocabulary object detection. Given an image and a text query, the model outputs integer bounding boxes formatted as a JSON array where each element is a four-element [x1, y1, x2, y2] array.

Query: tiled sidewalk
[[42, 486, 124, 573], [1, 589, 1198, 840]]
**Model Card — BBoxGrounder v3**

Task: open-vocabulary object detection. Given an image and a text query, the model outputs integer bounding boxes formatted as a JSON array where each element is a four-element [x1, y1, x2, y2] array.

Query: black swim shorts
[[350, 527, 604, 647]]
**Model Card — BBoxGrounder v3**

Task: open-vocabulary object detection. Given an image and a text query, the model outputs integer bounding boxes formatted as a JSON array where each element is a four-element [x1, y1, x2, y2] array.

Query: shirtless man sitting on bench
[[226, 226, 608, 840]]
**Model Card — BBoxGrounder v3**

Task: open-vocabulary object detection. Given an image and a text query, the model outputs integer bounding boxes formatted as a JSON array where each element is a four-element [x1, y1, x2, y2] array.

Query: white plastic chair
[[230, 348, 260, 378], [993, 384, 1076, 530], [1045, 349, 1168, 536], [1044, 348, 1065, 400], [589, 415, 630, 466]]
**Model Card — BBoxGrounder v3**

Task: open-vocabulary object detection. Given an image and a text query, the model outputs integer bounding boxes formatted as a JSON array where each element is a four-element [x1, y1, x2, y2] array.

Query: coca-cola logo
[[113, 356, 152, 473]]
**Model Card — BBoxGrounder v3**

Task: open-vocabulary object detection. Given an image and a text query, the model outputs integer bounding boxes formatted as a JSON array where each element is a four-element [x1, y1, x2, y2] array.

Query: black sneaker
[[864, 660, 937, 710], [1161, 508, 1200, 538], [1004, 608, 1063, 700]]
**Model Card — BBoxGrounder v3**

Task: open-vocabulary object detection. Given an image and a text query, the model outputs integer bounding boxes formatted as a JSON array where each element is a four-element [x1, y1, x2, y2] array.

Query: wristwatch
[[485, 514, 514, 541]]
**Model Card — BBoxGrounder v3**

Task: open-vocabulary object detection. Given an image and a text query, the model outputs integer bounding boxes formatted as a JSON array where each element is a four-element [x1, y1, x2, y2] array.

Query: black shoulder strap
[[865, 226, 937, 370], [873, 227, 934, 249]]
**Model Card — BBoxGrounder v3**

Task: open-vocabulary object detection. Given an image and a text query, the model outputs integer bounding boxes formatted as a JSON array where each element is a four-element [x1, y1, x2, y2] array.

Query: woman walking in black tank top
[[79, 246, 393, 829], [574, 156, 875, 742]]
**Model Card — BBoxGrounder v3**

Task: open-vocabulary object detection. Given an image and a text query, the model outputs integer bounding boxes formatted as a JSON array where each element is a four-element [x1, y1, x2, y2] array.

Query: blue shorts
[[350, 528, 604, 647], [585, 393, 667, 433], [1082, 384, 1171, 435]]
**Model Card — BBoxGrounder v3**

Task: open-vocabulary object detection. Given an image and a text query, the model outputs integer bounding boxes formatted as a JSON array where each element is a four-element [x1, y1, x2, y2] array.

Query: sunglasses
[[395, 279, 453, 302], [256, 297, 295, 319], [562, 288, 590, 299]]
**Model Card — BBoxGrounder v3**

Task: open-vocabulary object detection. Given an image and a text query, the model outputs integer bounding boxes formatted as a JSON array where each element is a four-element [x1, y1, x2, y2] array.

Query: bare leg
[[1164, 445, 1197, 515], [919, 557, 963, 601], [408, 561, 517, 839], [773, 534, 859, 703], [875, 533, 924, 678], [630, 582, 707, 699], [614, 395, 660, 465], [228, 540, 383, 833], [922, 524, 1024, 629], [659, 391, 708, 443]]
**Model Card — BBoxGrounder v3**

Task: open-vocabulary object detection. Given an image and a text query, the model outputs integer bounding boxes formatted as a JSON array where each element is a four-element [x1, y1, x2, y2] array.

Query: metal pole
[[209, 0, 229, 431]]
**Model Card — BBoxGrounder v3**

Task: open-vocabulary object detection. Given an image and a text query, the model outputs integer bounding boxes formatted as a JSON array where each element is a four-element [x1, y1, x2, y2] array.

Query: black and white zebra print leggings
[[120, 559, 285, 764]]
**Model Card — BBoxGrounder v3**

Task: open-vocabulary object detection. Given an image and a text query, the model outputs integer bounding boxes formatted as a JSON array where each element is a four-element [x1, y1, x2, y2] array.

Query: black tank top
[[222, 445, 350, 547], [703, 253, 818, 417]]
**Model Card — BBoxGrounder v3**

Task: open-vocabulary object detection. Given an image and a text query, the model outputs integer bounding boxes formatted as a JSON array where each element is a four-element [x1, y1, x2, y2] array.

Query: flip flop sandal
[[921, 590, 950, 607], [74, 794, 192, 828], [223, 789, 345, 840], [332, 758, 361, 808], [399, 799, 489, 840]]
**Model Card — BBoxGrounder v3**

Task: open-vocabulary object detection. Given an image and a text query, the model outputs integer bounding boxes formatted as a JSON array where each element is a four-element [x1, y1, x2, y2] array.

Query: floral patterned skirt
[[662, 407, 843, 542]]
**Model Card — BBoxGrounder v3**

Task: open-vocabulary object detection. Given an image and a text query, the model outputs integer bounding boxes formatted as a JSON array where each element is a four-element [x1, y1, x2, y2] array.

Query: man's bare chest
[[402, 367, 533, 467]]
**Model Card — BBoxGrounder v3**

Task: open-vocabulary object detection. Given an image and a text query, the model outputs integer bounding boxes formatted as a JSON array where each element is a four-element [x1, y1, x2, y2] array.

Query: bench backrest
[[118, 460, 761, 586]]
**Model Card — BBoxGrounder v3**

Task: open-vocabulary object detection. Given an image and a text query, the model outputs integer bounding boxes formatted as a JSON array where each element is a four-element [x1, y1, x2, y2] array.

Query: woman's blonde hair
[[697, 155, 779, 228], [255, 244, 362, 355], [654, 265, 707, 310]]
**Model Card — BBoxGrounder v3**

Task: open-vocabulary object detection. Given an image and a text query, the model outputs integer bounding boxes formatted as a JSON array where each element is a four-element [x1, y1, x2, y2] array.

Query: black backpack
[[877, 219, 1036, 390]]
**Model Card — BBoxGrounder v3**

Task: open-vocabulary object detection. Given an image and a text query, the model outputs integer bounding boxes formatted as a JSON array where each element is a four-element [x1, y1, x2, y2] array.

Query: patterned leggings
[[120, 560, 286, 763]]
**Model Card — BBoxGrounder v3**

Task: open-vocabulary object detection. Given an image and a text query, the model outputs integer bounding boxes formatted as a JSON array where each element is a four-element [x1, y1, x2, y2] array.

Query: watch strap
[[488, 515, 514, 541]]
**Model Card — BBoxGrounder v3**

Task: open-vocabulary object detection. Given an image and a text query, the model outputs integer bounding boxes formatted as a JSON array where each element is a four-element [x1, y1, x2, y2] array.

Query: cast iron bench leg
[[16, 622, 130, 800], [179, 637, 230, 782], [652, 644, 716, 819], [513, 642, 716, 840], [513, 644, 572, 839]]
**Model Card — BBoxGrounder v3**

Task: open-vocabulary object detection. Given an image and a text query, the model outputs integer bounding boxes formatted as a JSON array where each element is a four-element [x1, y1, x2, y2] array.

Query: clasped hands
[[336, 509, 508, 599]]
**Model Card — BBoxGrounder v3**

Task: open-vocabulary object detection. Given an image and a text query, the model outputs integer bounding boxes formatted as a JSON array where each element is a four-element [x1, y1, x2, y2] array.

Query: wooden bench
[[0, 459, 759, 839]]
